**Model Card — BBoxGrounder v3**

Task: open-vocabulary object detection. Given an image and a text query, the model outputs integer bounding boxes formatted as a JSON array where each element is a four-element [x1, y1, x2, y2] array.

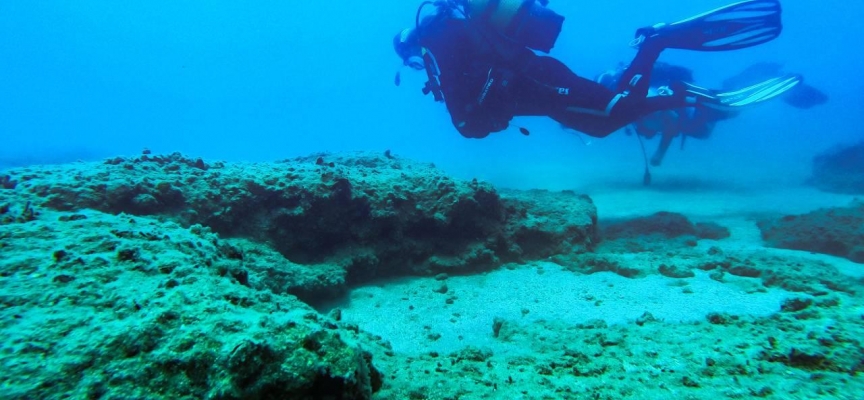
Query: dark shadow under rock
[[757, 202, 864, 264], [808, 141, 864, 194]]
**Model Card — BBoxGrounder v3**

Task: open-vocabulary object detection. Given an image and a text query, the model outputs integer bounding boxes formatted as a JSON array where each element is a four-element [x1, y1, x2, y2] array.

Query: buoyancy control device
[[463, 0, 564, 53]]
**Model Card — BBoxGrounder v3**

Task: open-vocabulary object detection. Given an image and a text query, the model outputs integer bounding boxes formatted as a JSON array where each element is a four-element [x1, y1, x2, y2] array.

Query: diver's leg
[[541, 71, 798, 138], [615, 40, 665, 98], [651, 116, 680, 166], [671, 74, 801, 112], [510, 56, 602, 116], [633, 0, 783, 52], [617, 0, 784, 98], [552, 94, 689, 138], [513, 56, 691, 137]]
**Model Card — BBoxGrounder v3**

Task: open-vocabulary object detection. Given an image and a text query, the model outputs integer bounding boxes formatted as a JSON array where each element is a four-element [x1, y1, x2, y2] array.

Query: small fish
[[394, 71, 401, 86], [519, 127, 530, 136]]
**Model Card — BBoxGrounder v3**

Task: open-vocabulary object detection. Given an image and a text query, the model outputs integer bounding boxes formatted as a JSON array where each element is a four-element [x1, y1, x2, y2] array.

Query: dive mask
[[393, 28, 425, 70]]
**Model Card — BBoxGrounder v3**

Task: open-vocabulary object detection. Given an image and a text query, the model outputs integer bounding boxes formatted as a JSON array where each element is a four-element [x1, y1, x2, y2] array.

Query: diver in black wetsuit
[[393, 0, 801, 140], [596, 61, 828, 166]]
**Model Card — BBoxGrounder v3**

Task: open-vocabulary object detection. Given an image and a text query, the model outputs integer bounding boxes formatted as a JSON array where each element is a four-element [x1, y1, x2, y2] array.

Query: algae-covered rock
[[602, 211, 729, 242], [499, 189, 598, 256], [368, 309, 864, 399], [0, 209, 381, 399], [658, 263, 695, 278], [757, 202, 864, 264], [808, 141, 864, 194], [3, 151, 597, 301], [546, 212, 731, 278]]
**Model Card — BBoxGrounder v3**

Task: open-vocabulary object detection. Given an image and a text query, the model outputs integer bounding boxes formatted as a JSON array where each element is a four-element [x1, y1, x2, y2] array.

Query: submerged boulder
[[808, 141, 864, 194], [2, 151, 598, 301], [757, 201, 864, 263], [0, 209, 381, 399], [601, 211, 730, 242]]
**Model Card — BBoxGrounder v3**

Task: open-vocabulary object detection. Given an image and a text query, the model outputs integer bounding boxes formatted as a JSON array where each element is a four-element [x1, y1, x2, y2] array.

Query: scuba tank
[[394, 0, 564, 102], [463, 0, 564, 53]]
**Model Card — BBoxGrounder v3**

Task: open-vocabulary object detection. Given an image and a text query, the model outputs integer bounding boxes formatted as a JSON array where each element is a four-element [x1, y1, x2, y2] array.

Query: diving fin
[[673, 73, 802, 110], [632, 0, 783, 51]]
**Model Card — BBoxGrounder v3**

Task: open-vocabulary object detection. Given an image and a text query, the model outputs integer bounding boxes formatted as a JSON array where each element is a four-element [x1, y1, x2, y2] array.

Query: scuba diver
[[596, 62, 828, 166], [393, 0, 802, 140]]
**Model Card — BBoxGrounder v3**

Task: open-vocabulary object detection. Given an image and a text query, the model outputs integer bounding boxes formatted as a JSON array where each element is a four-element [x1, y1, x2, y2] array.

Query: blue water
[[0, 0, 861, 189]]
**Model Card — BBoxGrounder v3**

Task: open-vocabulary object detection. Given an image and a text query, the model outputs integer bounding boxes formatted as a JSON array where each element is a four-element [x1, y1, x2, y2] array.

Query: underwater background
[[2, 1, 864, 399], [0, 0, 860, 188]]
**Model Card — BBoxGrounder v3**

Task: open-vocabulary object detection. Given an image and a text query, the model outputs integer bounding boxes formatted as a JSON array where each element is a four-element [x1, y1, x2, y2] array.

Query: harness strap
[[421, 48, 445, 102]]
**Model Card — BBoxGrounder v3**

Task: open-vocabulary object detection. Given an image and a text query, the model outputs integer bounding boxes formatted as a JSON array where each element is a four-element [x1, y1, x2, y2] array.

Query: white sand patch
[[334, 182, 862, 360], [336, 262, 793, 356]]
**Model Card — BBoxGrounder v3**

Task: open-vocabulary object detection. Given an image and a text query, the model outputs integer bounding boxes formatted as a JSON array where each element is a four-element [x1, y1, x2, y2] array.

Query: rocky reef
[[369, 299, 864, 399], [0, 208, 383, 399], [808, 141, 864, 194], [601, 211, 730, 245], [0, 151, 597, 399], [757, 201, 864, 264], [4, 151, 597, 303], [2, 151, 862, 399]]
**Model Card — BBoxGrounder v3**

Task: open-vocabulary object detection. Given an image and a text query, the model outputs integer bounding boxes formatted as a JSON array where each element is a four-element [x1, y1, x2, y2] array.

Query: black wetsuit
[[419, 15, 688, 139]]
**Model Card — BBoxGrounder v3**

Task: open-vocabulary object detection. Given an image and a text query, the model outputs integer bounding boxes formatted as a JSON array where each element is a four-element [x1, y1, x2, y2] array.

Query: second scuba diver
[[596, 62, 828, 166], [393, 0, 802, 140]]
